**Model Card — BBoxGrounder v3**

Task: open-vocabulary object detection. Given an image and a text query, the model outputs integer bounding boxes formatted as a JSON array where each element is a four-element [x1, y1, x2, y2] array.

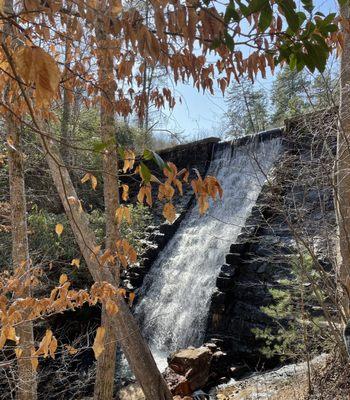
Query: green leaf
[[92, 140, 109, 153], [304, 40, 327, 72], [324, 13, 337, 25], [258, 2, 273, 32], [153, 151, 171, 171], [142, 148, 153, 161], [142, 149, 171, 171], [314, 11, 325, 17], [301, 0, 314, 13], [301, 52, 315, 72], [297, 11, 307, 26], [117, 146, 125, 160], [289, 53, 297, 70], [235, 0, 249, 17], [301, 21, 315, 39], [225, 32, 234, 51], [224, 1, 240, 23], [247, 0, 268, 14], [324, 24, 338, 33], [277, 0, 300, 32], [311, 33, 330, 51], [140, 162, 151, 184], [297, 56, 307, 72]]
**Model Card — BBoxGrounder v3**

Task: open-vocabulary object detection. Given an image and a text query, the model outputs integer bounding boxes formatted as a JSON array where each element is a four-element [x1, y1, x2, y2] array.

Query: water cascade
[[136, 134, 282, 369]]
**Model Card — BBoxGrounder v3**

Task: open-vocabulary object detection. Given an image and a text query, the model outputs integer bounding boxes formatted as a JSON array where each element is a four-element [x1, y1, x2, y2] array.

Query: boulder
[[163, 368, 192, 395], [168, 346, 212, 376], [165, 347, 212, 395]]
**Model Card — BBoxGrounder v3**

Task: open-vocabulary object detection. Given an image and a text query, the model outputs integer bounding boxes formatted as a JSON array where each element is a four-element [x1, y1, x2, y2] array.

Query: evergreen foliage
[[252, 253, 332, 362], [224, 65, 339, 138]]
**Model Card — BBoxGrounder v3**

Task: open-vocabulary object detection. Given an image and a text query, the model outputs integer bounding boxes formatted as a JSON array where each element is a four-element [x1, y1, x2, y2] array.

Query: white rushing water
[[135, 136, 282, 370]]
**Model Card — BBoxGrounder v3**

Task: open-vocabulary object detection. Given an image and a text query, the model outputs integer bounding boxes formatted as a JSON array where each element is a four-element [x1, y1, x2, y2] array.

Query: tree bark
[[8, 121, 37, 400], [38, 132, 172, 400], [93, 18, 120, 400], [336, 3, 350, 322], [60, 8, 73, 166], [4, 0, 37, 397]]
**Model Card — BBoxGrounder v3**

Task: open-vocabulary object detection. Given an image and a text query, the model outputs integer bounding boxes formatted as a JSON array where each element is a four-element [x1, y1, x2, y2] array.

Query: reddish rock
[[165, 346, 212, 395], [163, 367, 192, 395]]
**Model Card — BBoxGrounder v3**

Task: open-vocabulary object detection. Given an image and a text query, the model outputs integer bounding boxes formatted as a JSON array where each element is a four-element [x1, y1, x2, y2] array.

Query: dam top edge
[[157, 128, 284, 156], [220, 127, 284, 150]]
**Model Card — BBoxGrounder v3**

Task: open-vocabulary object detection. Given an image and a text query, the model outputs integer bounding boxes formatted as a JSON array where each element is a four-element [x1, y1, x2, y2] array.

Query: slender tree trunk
[[4, 0, 37, 397], [60, 77, 71, 165], [8, 121, 37, 400], [37, 131, 172, 400], [242, 86, 256, 134], [60, 8, 73, 166], [336, 3, 350, 321], [93, 18, 120, 400]]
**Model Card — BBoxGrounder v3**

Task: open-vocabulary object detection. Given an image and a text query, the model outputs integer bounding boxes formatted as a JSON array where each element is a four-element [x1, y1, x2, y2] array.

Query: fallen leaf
[[55, 223, 63, 237], [71, 258, 80, 268]]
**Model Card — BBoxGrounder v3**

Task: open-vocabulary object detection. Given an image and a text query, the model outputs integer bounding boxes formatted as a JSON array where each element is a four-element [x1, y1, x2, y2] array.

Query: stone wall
[[205, 108, 337, 370]]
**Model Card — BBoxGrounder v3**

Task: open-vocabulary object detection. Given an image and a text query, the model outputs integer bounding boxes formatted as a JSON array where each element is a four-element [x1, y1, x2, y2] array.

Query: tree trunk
[[93, 19, 120, 400], [60, 10, 72, 166], [38, 131, 172, 400], [8, 121, 37, 400], [336, 3, 350, 321], [4, 0, 37, 397]]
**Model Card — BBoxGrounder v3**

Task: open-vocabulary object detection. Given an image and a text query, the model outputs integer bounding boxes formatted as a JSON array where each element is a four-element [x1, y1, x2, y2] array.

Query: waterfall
[[136, 135, 282, 369]]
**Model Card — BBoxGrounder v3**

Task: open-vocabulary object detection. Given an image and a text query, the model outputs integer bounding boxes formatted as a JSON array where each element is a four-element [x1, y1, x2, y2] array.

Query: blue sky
[[160, 0, 339, 141]]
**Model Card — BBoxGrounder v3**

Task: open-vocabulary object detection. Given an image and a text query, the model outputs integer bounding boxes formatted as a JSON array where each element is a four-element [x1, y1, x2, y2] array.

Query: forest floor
[[213, 355, 329, 400]]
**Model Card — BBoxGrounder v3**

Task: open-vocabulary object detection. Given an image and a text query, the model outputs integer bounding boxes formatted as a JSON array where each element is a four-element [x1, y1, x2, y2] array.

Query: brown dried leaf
[[71, 258, 80, 268], [14, 46, 61, 107], [55, 223, 63, 237], [121, 184, 129, 201], [59, 274, 68, 285], [106, 299, 119, 316], [163, 203, 176, 223], [92, 326, 105, 359]]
